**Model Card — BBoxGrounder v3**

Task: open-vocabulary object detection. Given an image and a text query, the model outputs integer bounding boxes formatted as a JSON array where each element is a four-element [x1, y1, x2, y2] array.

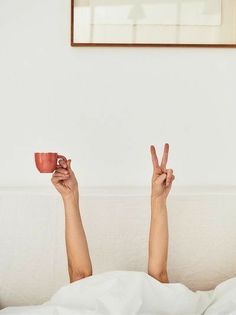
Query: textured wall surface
[[1, 187, 236, 308]]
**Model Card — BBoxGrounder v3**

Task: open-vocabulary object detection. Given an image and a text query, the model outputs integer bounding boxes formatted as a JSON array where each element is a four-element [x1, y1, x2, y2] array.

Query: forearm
[[148, 197, 169, 283], [63, 195, 92, 282]]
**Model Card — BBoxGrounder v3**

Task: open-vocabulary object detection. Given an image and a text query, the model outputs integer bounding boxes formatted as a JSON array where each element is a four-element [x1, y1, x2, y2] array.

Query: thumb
[[157, 173, 167, 184]]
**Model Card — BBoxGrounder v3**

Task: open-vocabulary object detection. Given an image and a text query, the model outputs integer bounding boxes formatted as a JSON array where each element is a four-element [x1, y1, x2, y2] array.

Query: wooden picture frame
[[71, 0, 236, 47]]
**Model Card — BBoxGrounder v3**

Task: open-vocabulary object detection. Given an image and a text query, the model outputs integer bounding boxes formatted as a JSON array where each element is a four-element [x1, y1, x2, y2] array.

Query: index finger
[[160, 143, 169, 170], [150, 145, 160, 171], [57, 159, 68, 169]]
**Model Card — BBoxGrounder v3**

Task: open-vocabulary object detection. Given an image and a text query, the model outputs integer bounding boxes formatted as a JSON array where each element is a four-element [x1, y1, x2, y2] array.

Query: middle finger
[[55, 167, 69, 175], [160, 143, 169, 171]]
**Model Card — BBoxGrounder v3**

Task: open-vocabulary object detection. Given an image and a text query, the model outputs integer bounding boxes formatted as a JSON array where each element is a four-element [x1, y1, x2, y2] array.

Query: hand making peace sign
[[150, 143, 175, 201]]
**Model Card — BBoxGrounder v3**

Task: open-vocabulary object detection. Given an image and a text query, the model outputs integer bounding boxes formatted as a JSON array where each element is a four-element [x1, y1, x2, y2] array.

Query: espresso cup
[[34, 152, 67, 173]]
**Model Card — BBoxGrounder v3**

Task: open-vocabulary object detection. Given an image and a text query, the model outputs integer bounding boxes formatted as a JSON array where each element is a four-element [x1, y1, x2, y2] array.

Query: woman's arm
[[148, 144, 175, 283], [51, 159, 92, 283]]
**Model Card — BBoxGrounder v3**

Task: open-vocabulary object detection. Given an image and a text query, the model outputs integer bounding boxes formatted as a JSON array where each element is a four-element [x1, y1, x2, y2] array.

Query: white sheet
[[2, 270, 235, 315]]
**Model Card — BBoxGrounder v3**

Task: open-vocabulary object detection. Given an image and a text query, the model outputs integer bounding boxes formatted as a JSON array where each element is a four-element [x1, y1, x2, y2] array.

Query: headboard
[[1, 186, 236, 309]]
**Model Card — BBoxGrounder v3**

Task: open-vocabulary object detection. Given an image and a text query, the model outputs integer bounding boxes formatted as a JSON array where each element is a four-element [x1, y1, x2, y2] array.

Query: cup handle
[[56, 154, 67, 168]]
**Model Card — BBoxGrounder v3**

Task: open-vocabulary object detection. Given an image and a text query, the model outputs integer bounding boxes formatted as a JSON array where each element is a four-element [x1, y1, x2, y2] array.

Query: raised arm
[[148, 144, 175, 283], [51, 159, 92, 283]]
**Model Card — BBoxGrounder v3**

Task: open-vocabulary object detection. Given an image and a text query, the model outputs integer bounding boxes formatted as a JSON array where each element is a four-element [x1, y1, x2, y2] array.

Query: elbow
[[69, 267, 92, 283], [148, 269, 169, 283]]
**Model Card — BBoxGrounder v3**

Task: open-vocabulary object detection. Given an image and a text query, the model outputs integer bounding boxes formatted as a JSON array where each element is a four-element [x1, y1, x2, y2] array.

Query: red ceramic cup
[[34, 152, 67, 173]]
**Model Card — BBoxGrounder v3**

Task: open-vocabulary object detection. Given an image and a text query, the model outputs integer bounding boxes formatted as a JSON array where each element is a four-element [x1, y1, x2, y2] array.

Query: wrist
[[151, 196, 167, 208], [62, 191, 79, 206]]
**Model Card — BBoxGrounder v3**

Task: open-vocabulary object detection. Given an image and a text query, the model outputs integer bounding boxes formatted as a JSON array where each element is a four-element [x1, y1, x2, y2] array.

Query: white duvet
[[1, 271, 236, 315]]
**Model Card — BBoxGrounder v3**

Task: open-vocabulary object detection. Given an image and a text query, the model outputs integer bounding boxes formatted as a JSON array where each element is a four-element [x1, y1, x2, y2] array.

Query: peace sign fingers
[[150, 145, 162, 174], [160, 143, 169, 172]]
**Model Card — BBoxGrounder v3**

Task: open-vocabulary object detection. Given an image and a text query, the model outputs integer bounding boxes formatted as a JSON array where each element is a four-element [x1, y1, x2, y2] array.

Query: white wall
[[0, 0, 236, 187]]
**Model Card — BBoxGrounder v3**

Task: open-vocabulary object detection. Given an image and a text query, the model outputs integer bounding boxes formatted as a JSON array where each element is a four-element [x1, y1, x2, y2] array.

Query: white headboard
[[1, 186, 236, 309]]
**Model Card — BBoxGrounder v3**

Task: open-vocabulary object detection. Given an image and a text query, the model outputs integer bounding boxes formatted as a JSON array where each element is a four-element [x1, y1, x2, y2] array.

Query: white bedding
[[1, 271, 236, 315]]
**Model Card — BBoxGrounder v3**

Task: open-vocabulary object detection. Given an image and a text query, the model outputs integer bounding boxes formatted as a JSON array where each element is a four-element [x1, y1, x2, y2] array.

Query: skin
[[148, 143, 175, 283], [51, 159, 92, 282], [51, 144, 174, 283]]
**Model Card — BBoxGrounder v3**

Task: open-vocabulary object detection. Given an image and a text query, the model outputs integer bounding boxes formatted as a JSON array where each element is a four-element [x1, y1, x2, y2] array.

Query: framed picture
[[71, 0, 236, 47]]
